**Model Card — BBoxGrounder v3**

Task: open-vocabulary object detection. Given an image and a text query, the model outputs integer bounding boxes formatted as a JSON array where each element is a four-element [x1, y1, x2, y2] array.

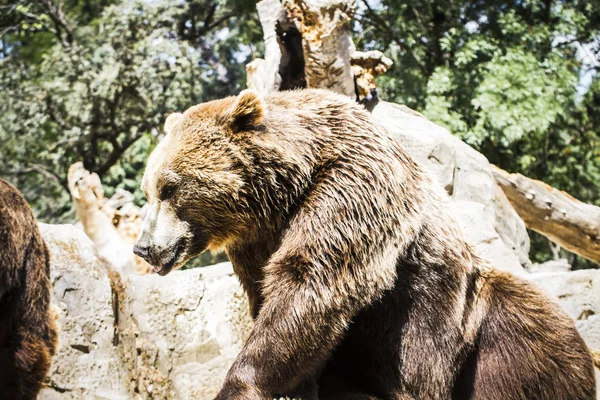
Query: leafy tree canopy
[[0, 0, 261, 221], [356, 0, 599, 267]]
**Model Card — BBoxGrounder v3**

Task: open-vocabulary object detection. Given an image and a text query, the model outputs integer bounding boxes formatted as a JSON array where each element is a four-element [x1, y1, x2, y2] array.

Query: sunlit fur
[[140, 89, 596, 399], [0, 179, 58, 400]]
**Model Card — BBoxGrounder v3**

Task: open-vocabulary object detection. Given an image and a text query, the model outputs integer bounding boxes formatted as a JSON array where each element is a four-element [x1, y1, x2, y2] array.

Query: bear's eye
[[159, 184, 177, 201]]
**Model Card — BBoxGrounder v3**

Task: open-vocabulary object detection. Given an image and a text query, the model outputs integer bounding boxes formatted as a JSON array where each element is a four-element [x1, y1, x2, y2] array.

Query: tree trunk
[[247, 0, 392, 103], [246, 0, 284, 96], [492, 165, 600, 266], [283, 0, 357, 97]]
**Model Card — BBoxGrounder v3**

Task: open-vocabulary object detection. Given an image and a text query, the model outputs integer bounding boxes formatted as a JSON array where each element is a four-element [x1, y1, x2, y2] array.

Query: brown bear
[[134, 89, 596, 399], [0, 179, 58, 400]]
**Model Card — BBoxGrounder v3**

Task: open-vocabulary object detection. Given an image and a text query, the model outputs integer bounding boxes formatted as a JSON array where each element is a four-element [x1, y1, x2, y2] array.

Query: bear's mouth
[[155, 240, 186, 276]]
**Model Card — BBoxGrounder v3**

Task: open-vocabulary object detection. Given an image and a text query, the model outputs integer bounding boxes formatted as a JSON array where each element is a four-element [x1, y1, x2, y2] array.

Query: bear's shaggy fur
[[0, 179, 58, 399], [138, 89, 596, 399]]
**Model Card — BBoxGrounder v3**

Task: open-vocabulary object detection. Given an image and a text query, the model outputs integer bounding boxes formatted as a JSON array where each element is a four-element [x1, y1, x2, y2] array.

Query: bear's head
[[134, 89, 267, 275]]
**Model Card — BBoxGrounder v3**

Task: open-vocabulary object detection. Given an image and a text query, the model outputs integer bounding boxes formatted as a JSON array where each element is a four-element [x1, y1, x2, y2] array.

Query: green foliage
[[0, 0, 260, 222], [357, 0, 600, 267], [102, 133, 157, 206]]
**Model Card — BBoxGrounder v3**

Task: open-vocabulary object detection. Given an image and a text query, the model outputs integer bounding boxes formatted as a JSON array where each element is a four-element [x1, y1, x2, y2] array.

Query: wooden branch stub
[[351, 50, 393, 101]]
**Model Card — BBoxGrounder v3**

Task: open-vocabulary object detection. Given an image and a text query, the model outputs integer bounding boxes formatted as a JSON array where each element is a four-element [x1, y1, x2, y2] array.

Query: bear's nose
[[133, 243, 151, 259]]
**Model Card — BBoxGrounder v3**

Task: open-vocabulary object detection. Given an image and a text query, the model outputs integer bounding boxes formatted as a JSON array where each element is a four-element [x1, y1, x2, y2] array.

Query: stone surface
[[530, 258, 572, 273], [38, 222, 598, 397], [116, 263, 251, 399], [39, 223, 250, 399], [372, 102, 531, 274], [39, 223, 129, 400], [531, 269, 600, 351]]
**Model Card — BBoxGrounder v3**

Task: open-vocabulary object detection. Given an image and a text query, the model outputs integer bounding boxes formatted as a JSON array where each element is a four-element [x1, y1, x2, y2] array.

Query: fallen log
[[492, 165, 600, 266]]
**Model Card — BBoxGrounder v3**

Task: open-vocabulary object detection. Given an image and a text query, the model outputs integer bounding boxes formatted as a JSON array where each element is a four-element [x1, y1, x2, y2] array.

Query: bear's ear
[[227, 89, 265, 132], [164, 113, 183, 135]]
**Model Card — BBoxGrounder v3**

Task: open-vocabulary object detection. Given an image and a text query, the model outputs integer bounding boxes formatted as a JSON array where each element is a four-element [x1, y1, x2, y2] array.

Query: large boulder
[[39, 227, 597, 398], [372, 102, 531, 274], [531, 269, 600, 353]]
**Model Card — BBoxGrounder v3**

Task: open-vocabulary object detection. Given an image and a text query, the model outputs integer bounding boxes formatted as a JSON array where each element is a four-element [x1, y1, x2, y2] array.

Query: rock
[[39, 223, 250, 399], [530, 269, 600, 351], [530, 258, 572, 273], [39, 223, 129, 399], [116, 263, 251, 399], [38, 225, 597, 398], [372, 102, 531, 274]]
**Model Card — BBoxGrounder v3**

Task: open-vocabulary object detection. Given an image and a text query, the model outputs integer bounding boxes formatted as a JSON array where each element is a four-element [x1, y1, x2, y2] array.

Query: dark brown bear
[[0, 179, 58, 399], [135, 89, 596, 399]]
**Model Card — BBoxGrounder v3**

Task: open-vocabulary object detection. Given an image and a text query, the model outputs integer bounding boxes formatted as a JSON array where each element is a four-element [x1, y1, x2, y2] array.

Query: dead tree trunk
[[246, 0, 285, 95], [247, 0, 392, 106], [283, 0, 356, 96], [493, 165, 600, 266]]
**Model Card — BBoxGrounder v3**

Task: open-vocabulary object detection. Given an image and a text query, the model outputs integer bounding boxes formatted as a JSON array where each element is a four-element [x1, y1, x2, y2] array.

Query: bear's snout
[[133, 242, 151, 260], [133, 234, 187, 275]]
